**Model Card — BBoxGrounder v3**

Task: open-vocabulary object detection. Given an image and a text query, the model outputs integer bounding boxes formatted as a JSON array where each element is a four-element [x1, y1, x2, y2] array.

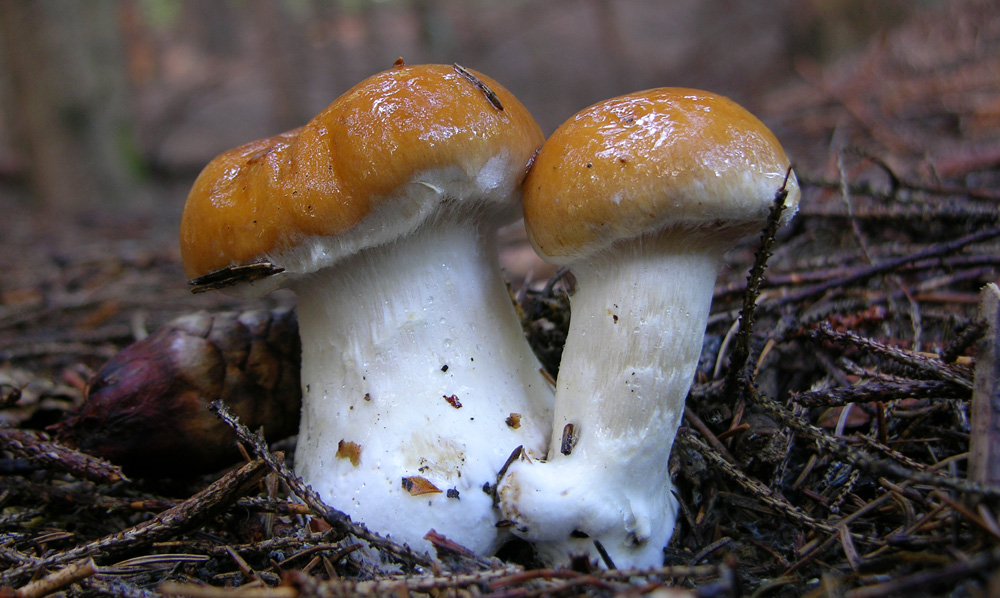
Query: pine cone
[[52, 309, 301, 476]]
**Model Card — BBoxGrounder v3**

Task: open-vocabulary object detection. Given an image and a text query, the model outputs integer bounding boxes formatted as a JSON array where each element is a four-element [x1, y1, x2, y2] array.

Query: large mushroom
[[180, 62, 553, 556], [497, 88, 800, 567]]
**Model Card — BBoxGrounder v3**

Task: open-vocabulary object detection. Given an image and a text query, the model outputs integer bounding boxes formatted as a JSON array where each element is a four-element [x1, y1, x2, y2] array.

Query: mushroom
[[180, 62, 554, 556], [497, 88, 800, 568]]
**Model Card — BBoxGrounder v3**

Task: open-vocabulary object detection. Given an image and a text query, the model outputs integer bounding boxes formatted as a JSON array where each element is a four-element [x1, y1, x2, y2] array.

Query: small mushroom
[[180, 63, 553, 556], [497, 88, 800, 568]]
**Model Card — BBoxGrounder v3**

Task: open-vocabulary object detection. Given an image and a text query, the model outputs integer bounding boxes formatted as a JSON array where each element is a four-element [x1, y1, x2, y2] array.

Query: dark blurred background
[[0, 0, 933, 217], [8, 0, 992, 331]]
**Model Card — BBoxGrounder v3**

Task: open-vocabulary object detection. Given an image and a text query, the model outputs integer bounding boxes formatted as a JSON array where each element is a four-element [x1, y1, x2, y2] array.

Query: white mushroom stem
[[289, 215, 553, 557], [499, 234, 722, 568]]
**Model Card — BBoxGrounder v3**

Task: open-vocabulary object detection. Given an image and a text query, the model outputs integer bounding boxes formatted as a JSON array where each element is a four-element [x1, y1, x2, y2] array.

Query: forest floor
[[3, 0, 1000, 596]]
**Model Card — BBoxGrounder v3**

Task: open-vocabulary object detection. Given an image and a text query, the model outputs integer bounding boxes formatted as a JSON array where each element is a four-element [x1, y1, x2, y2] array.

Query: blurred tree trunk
[[0, 0, 143, 213], [412, 0, 456, 63], [592, 0, 632, 93], [253, 0, 308, 132]]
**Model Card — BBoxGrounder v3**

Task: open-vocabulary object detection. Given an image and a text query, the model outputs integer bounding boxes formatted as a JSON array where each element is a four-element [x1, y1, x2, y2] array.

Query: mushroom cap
[[180, 63, 544, 280], [522, 87, 800, 265]]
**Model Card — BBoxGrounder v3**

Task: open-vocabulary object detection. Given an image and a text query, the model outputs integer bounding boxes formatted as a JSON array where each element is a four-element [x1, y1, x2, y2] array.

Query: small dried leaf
[[505, 413, 522, 429], [444, 394, 462, 409], [336, 440, 362, 466], [401, 476, 442, 496]]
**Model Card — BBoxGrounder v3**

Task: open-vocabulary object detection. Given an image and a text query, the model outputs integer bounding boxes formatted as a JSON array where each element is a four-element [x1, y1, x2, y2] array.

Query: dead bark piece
[[970, 283, 1000, 487]]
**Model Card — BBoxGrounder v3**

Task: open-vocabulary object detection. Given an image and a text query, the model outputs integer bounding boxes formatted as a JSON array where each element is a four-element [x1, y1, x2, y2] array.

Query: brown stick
[[970, 283, 1000, 487]]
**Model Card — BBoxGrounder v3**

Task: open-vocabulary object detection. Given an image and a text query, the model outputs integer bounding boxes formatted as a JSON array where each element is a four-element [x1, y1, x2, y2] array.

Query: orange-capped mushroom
[[180, 63, 553, 557], [498, 88, 799, 568]]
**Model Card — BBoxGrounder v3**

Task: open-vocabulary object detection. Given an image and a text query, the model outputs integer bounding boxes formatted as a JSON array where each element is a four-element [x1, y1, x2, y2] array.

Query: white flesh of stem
[[291, 218, 554, 556]]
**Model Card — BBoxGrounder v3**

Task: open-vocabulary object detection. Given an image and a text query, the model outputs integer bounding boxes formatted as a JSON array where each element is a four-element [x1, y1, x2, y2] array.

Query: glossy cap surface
[[180, 63, 544, 279], [522, 88, 799, 264]]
